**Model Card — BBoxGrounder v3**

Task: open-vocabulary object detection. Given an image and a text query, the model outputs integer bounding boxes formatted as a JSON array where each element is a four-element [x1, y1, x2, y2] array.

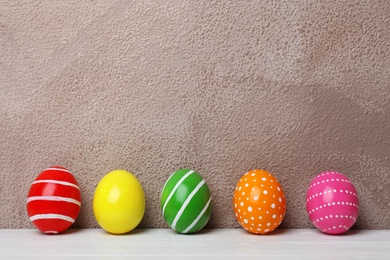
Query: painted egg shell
[[306, 171, 359, 234], [93, 170, 145, 234], [161, 168, 212, 234], [233, 169, 286, 234], [26, 166, 81, 234]]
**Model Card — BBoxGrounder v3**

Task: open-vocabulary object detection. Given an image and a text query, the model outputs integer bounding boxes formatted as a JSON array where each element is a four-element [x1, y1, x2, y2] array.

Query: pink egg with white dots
[[306, 171, 359, 234]]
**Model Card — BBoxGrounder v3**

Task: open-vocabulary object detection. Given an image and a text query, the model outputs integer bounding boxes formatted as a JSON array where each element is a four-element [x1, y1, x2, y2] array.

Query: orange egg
[[233, 169, 286, 234]]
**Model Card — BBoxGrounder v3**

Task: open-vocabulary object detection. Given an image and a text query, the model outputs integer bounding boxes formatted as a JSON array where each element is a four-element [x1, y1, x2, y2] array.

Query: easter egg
[[160, 168, 212, 234], [26, 166, 81, 234], [306, 171, 359, 234], [93, 170, 145, 234], [233, 169, 286, 234]]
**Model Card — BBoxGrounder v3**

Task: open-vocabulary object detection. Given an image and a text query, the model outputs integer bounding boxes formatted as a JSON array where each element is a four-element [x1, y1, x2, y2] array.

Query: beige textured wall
[[1, 0, 389, 230]]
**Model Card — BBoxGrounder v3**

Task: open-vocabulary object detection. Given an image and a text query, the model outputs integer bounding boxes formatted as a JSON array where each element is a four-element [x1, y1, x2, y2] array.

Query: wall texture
[[1, 0, 389, 230]]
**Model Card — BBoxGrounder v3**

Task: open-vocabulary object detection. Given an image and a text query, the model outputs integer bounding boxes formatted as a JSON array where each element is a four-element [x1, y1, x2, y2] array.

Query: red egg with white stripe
[[26, 166, 81, 234]]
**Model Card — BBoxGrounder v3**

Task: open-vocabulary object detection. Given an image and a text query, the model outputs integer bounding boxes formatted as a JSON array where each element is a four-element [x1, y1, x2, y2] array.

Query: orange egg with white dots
[[233, 169, 286, 234]]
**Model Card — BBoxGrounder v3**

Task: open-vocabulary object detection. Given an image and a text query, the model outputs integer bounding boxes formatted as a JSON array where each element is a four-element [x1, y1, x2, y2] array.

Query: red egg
[[26, 166, 81, 234]]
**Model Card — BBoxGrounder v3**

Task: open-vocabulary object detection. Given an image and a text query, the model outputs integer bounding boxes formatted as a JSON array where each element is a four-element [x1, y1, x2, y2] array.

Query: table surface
[[0, 229, 389, 259]]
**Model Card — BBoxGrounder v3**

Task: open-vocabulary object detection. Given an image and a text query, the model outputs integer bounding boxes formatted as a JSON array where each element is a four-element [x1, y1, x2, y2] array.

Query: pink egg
[[306, 171, 359, 234]]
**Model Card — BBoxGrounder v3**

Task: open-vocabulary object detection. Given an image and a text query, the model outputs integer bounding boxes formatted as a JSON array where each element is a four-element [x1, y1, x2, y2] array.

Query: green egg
[[160, 169, 212, 234]]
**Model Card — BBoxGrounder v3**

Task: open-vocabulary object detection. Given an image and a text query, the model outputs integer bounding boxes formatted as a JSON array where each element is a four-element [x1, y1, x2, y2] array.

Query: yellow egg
[[93, 170, 145, 234]]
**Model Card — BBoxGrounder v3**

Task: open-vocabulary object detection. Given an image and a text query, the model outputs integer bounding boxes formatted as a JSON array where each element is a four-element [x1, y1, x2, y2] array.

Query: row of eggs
[[26, 167, 359, 235]]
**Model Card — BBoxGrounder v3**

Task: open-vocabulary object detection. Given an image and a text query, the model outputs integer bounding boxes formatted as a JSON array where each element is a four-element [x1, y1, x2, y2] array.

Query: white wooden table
[[0, 229, 389, 259]]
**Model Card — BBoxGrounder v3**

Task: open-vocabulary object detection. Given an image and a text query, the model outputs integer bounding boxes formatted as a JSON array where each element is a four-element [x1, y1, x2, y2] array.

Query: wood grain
[[1, 229, 389, 259]]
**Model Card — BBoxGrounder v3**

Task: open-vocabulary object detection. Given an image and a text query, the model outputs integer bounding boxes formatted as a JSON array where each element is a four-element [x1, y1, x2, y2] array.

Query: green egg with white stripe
[[160, 168, 212, 234]]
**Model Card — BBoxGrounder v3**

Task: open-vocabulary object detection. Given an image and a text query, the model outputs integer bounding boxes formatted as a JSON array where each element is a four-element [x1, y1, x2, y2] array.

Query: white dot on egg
[[234, 203, 237, 208], [245, 183, 249, 187], [263, 190, 268, 195], [279, 197, 282, 202], [251, 173, 256, 176], [244, 219, 248, 224], [271, 204, 276, 208], [254, 196, 259, 201], [238, 186, 242, 191], [277, 187, 280, 191], [240, 202, 244, 206], [262, 177, 267, 181], [242, 192, 245, 196], [272, 214, 276, 219], [267, 223, 271, 226], [248, 206, 253, 212]]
